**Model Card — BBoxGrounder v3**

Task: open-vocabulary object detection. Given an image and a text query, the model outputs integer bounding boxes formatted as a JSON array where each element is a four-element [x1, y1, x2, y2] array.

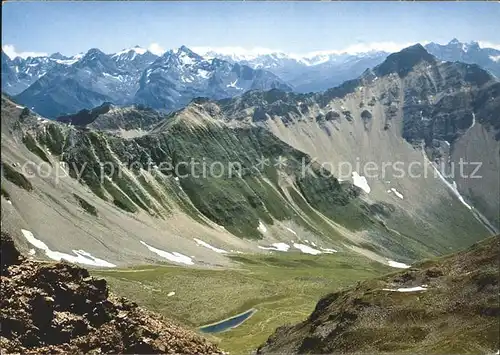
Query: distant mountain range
[[2, 39, 499, 118], [4, 46, 291, 118], [201, 39, 500, 92]]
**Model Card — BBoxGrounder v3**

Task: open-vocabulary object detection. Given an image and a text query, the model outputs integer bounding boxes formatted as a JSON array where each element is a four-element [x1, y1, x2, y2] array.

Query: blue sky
[[2, 1, 500, 58]]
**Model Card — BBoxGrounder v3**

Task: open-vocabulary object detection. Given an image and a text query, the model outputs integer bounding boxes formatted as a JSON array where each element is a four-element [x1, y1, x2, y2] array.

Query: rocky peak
[[175, 45, 205, 64], [374, 43, 436, 77], [12, 57, 24, 66], [156, 46, 205, 68], [178, 45, 200, 56], [49, 52, 69, 60], [75, 48, 118, 73], [468, 41, 481, 51], [81, 48, 107, 61]]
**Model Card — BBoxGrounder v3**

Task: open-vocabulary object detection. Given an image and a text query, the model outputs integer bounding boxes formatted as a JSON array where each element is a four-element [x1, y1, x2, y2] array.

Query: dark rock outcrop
[[56, 102, 112, 126], [0, 232, 223, 354]]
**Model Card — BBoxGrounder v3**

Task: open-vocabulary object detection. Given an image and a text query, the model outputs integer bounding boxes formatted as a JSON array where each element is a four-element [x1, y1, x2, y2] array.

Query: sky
[[2, 1, 500, 59]]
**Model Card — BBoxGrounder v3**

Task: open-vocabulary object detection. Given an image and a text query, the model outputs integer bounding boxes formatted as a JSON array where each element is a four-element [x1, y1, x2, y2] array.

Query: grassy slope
[[256, 236, 500, 355], [93, 252, 391, 354]]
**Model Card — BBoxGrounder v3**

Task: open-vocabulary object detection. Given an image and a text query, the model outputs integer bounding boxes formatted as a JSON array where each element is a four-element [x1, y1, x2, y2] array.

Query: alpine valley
[[1, 40, 499, 355]]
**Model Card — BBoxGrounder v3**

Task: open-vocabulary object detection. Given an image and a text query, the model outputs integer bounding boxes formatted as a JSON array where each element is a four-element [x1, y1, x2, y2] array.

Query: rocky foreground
[[0, 232, 223, 354]]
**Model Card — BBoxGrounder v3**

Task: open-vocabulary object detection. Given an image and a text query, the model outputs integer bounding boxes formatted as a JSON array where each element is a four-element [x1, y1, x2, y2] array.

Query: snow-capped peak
[[174, 46, 204, 65], [191, 42, 422, 66], [192, 46, 281, 62], [112, 45, 148, 58]]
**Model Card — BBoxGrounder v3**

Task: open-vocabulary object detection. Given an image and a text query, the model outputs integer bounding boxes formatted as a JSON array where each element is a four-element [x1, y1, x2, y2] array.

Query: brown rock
[[0, 231, 224, 355]]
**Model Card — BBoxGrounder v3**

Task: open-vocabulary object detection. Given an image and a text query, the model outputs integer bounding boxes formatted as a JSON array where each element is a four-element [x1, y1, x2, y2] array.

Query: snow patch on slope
[[390, 188, 404, 199], [258, 221, 268, 234], [21, 229, 116, 267], [352, 172, 371, 194], [194, 238, 228, 254], [320, 247, 338, 253], [112, 46, 148, 57], [387, 259, 410, 269], [140, 241, 194, 265], [197, 69, 211, 79], [293, 243, 322, 255], [383, 286, 428, 292], [258, 243, 290, 252]]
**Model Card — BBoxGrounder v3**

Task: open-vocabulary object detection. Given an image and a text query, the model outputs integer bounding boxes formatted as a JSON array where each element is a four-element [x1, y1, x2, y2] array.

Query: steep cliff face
[[257, 236, 500, 354], [0, 232, 223, 354]]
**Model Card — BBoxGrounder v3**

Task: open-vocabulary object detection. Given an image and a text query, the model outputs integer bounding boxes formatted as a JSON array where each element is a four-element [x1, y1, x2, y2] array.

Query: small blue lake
[[199, 308, 257, 334]]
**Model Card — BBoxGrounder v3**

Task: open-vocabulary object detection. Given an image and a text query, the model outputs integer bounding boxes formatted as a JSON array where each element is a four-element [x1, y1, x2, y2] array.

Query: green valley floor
[[93, 251, 392, 354]]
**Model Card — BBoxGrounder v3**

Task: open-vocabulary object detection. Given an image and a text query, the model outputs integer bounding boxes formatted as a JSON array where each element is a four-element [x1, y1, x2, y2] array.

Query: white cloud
[[2, 44, 47, 59], [478, 41, 500, 51], [147, 43, 165, 56]]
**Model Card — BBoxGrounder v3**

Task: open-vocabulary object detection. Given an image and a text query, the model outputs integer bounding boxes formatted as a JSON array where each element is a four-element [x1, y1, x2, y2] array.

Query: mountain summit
[[425, 39, 500, 78], [374, 44, 436, 77]]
